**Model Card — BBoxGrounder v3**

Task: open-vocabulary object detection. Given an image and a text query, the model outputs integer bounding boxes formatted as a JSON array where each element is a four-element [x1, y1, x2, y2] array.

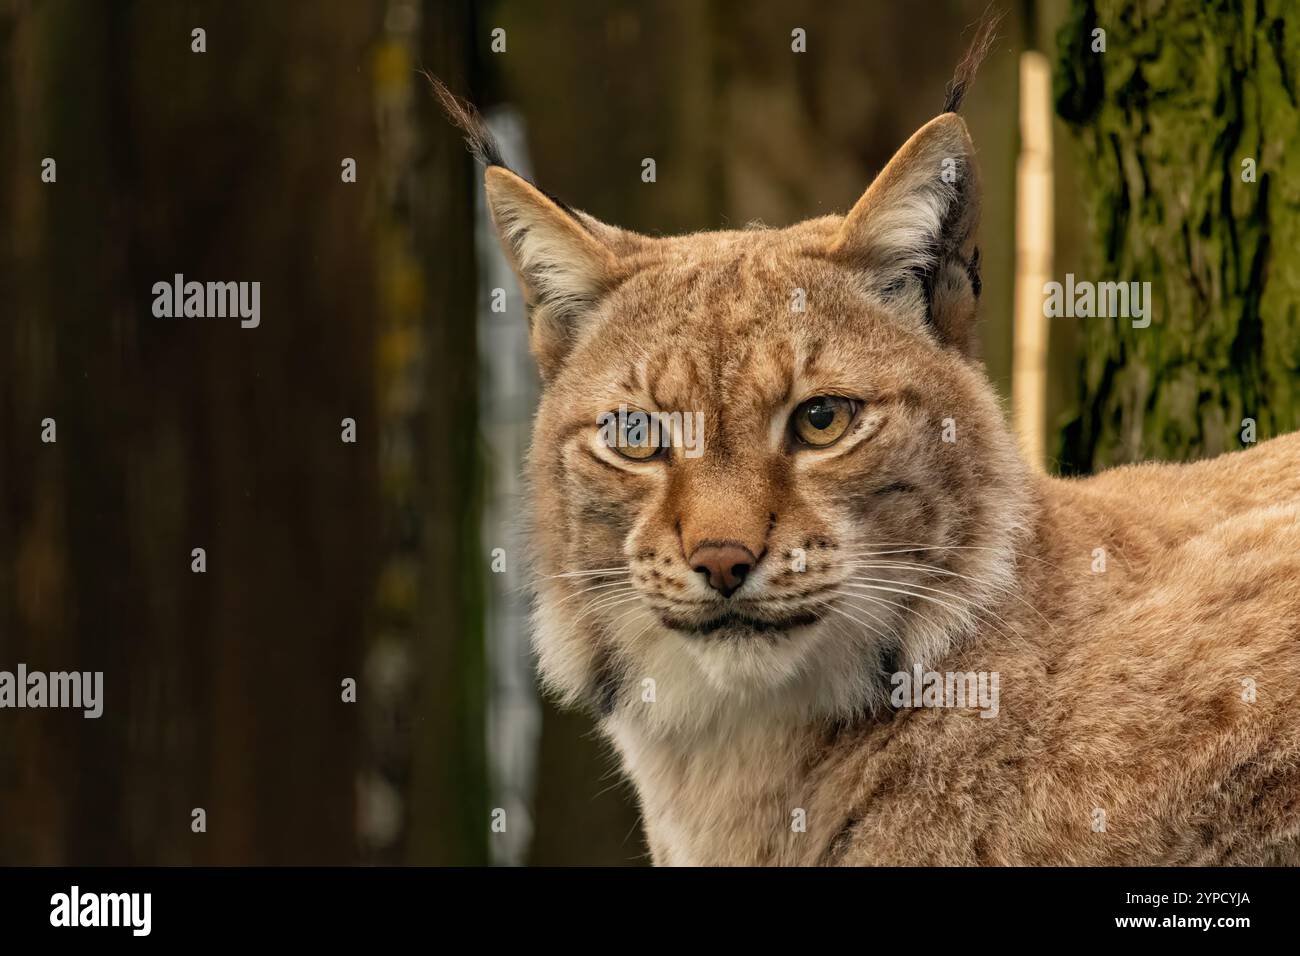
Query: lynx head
[[436, 24, 1028, 738]]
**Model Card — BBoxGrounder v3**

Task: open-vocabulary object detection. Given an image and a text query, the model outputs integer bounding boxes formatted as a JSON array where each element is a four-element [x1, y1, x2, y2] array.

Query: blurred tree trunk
[[2, 0, 385, 863], [399, 0, 489, 866], [3, 0, 490, 867], [1055, 0, 1300, 472]]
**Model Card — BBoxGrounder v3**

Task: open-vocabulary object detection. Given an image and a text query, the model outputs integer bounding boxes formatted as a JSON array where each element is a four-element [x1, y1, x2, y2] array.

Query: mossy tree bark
[[1055, 0, 1300, 473]]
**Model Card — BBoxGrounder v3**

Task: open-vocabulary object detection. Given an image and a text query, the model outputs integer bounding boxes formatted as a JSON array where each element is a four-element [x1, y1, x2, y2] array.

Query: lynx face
[[486, 114, 1029, 733]]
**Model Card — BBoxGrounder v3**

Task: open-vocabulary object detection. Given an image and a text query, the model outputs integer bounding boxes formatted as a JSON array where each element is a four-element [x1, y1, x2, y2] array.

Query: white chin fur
[[600, 612, 892, 739], [681, 621, 833, 695]]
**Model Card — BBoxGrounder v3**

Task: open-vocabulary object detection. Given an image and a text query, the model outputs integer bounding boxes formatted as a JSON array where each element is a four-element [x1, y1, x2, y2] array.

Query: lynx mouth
[[661, 609, 821, 637]]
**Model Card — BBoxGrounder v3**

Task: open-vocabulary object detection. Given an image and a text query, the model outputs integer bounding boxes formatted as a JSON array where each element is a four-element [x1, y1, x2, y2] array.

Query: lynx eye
[[792, 396, 855, 447], [598, 408, 665, 461], [618, 431, 662, 461]]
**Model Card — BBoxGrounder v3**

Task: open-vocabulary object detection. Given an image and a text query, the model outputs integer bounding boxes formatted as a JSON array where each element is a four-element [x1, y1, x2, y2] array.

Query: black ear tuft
[[424, 72, 508, 169], [426, 73, 586, 221], [942, 6, 1004, 114]]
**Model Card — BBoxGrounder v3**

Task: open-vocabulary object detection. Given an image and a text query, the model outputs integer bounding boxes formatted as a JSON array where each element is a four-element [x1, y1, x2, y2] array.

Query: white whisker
[[838, 579, 1033, 653], [842, 559, 1057, 633], [839, 541, 1064, 572], [811, 597, 893, 646], [543, 565, 633, 580], [551, 578, 637, 609], [570, 589, 640, 629]]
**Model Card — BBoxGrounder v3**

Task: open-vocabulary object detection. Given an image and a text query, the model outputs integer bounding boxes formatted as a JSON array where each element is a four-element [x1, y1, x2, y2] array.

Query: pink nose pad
[[689, 543, 758, 598]]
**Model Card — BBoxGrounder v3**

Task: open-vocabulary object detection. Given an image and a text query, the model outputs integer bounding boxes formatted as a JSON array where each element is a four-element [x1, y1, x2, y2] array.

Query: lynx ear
[[484, 166, 622, 379], [827, 114, 982, 355]]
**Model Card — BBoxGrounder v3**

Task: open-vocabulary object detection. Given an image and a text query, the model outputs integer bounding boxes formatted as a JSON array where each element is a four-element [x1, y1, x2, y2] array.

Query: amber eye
[[792, 396, 855, 447], [599, 409, 665, 461], [618, 430, 662, 460]]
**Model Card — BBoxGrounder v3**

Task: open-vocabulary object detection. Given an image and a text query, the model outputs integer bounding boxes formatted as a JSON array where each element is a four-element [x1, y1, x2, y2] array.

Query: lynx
[[433, 24, 1300, 865]]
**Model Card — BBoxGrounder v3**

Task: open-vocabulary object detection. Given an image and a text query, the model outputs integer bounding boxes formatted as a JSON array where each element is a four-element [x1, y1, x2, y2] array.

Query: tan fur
[[484, 110, 1300, 866]]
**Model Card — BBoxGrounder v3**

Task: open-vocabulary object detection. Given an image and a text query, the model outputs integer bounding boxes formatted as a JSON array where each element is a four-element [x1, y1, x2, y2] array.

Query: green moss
[[1054, 0, 1300, 472]]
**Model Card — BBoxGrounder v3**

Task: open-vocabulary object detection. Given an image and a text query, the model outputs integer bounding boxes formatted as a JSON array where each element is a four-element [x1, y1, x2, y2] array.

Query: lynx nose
[[689, 543, 757, 598]]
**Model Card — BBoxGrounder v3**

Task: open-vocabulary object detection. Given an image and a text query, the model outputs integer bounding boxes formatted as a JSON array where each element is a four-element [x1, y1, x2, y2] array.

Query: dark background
[[3, 0, 1293, 864]]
